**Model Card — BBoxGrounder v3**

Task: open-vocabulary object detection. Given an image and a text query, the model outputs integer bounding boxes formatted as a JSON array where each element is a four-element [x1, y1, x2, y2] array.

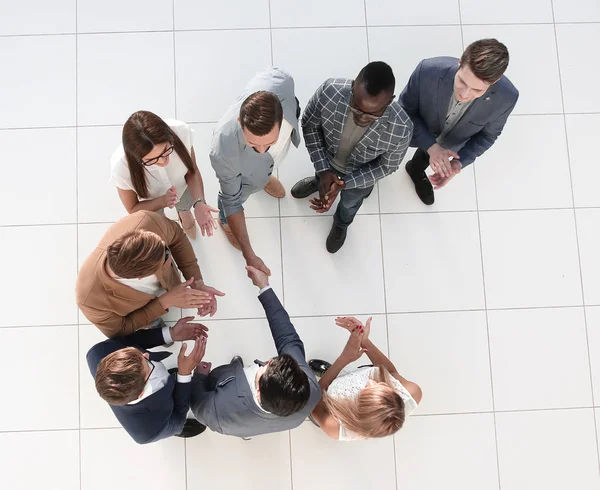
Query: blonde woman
[[310, 317, 422, 441]]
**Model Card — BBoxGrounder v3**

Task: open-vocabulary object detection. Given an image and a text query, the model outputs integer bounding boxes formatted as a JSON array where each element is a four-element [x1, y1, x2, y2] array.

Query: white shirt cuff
[[258, 285, 272, 296], [177, 374, 192, 383], [162, 326, 173, 344]]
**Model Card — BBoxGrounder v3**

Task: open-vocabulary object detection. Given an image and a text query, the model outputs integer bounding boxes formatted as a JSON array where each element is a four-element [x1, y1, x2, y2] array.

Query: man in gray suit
[[190, 266, 321, 438], [400, 38, 519, 205], [291, 62, 413, 253], [210, 67, 300, 276]]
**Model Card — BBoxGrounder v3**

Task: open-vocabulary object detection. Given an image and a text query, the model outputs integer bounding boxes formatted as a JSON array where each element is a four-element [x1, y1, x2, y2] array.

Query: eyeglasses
[[142, 144, 174, 166], [349, 91, 393, 122], [164, 246, 171, 263], [144, 359, 155, 383]]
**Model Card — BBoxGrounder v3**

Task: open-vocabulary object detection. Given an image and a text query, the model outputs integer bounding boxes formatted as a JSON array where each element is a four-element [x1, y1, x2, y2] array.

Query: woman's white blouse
[[110, 119, 195, 202]]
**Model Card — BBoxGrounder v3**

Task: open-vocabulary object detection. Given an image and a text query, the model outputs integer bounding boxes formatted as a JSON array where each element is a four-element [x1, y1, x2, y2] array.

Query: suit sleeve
[[342, 122, 412, 189], [399, 60, 438, 152], [258, 288, 308, 367], [79, 299, 167, 338], [190, 373, 222, 432], [457, 97, 518, 167], [143, 380, 192, 444], [152, 211, 201, 281], [301, 80, 331, 175]]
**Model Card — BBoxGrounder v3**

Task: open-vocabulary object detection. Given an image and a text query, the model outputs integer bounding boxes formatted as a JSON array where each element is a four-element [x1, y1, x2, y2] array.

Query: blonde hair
[[323, 366, 405, 439]]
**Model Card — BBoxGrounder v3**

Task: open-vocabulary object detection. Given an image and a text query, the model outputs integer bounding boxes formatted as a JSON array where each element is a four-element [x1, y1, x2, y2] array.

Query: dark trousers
[[409, 148, 431, 174], [313, 174, 374, 228]]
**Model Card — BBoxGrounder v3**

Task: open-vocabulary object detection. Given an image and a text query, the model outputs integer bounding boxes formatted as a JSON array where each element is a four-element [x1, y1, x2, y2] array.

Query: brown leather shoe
[[219, 221, 242, 251], [263, 176, 286, 198]]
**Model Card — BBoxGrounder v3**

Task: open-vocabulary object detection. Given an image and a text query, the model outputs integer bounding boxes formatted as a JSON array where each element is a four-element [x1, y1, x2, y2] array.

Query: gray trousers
[[156, 187, 194, 215]]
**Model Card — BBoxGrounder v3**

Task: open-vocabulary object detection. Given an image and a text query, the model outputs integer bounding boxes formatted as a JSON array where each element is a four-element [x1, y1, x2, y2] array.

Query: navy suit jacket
[[86, 328, 190, 444], [190, 288, 321, 438], [400, 56, 519, 166]]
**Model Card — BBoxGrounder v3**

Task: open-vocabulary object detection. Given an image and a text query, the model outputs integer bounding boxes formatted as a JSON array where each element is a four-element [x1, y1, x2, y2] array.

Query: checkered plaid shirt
[[301, 78, 413, 189]]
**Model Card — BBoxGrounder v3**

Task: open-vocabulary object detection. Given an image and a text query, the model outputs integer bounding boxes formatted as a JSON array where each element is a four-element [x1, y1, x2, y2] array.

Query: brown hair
[[461, 38, 509, 84], [95, 347, 147, 405], [239, 91, 283, 136], [323, 367, 405, 439], [107, 230, 165, 279], [122, 111, 195, 199]]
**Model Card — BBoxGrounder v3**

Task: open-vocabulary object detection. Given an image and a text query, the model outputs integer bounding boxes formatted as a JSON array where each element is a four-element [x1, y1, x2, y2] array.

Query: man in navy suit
[[400, 38, 519, 205], [87, 316, 209, 444]]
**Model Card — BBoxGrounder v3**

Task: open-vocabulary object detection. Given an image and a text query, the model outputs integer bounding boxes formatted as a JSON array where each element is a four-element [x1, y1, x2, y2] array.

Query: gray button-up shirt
[[437, 94, 474, 145], [210, 67, 300, 219]]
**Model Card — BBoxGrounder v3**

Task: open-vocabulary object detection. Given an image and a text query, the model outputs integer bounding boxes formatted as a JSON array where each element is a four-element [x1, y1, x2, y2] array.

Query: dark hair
[[95, 347, 146, 405], [107, 230, 165, 279], [258, 354, 310, 416], [461, 39, 509, 84], [239, 91, 283, 136], [122, 111, 195, 199], [355, 61, 395, 96]]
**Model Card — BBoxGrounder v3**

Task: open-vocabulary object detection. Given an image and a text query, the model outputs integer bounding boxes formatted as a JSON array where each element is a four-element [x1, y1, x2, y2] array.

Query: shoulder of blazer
[[321, 78, 352, 100], [488, 75, 519, 103], [420, 56, 460, 79]]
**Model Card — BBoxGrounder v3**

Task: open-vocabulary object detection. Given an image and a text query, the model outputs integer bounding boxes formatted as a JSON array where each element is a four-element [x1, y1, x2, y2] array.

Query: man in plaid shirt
[[291, 62, 413, 253]]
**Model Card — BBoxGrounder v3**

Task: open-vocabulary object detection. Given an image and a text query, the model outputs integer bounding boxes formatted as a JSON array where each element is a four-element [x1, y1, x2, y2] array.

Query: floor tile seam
[[5, 21, 600, 39], [550, 0, 600, 476]]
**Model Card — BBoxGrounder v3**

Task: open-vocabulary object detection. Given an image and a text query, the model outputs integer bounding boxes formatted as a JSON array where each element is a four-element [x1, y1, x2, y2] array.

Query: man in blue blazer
[[87, 316, 209, 444], [400, 38, 519, 204]]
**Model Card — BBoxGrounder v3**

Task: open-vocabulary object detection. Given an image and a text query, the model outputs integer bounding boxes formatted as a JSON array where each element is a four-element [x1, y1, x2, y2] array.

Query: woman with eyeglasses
[[110, 111, 218, 239], [309, 317, 422, 441]]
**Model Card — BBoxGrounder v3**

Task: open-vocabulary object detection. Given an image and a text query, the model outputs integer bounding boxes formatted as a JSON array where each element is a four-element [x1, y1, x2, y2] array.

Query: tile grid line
[[74, 1, 83, 488], [364, 0, 402, 486], [2, 20, 600, 38], [267, 2, 294, 489], [172, 3, 189, 488], [550, 0, 600, 477], [464, 8, 503, 490], [0, 112, 598, 132]]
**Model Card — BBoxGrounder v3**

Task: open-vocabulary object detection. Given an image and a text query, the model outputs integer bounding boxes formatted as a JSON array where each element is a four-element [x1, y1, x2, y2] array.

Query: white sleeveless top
[[109, 118, 195, 203], [327, 366, 418, 441]]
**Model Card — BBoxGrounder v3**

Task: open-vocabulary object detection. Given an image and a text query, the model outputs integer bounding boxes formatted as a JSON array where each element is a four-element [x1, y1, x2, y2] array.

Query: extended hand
[[170, 316, 209, 341], [427, 143, 460, 179], [193, 202, 219, 237], [245, 265, 270, 289], [339, 328, 368, 363], [162, 186, 178, 209], [335, 316, 372, 347], [312, 171, 344, 213], [177, 335, 207, 376], [159, 277, 212, 309], [246, 255, 271, 277], [429, 160, 461, 189], [192, 282, 225, 317]]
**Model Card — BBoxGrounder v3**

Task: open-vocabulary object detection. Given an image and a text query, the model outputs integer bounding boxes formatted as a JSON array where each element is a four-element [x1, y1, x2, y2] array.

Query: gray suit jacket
[[190, 288, 321, 438], [303, 78, 413, 189], [210, 67, 300, 218], [399, 56, 519, 167]]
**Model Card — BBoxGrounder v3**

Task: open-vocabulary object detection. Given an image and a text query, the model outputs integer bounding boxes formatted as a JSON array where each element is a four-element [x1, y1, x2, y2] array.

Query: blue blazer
[[87, 328, 190, 444], [399, 56, 519, 166]]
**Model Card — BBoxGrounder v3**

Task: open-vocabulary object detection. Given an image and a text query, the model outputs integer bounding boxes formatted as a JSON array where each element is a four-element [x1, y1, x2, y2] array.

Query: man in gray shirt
[[210, 67, 300, 275]]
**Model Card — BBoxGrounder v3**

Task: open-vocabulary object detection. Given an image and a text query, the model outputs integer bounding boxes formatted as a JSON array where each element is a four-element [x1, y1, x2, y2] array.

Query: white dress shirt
[[115, 274, 166, 297], [267, 118, 293, 170], [127, 327, 191, 405]]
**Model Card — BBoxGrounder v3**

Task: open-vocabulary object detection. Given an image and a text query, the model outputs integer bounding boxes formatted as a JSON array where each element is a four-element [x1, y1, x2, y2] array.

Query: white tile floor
[[0, 1, 599, 489]]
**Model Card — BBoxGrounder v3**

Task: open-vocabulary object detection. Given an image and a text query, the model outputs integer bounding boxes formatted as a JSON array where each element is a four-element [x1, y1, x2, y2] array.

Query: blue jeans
[[312, 175, 374, 228]]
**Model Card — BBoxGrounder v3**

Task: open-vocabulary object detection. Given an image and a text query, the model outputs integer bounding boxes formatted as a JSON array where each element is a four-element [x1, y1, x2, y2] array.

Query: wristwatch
[[192, 197, 206, 208]]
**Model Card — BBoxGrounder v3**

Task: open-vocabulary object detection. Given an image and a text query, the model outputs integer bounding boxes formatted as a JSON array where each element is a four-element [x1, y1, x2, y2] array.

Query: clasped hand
[[310, 170, 344, 213]]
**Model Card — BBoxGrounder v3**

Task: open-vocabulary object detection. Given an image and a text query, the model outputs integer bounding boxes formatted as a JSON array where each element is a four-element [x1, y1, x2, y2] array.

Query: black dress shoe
[[175, 419, 207, 438], [309, 359, 332, 377], [326, 222, 348, 254], [406, 161, 435, 205], [291, 177, 319, 199], [231, 356, 244, 366]]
